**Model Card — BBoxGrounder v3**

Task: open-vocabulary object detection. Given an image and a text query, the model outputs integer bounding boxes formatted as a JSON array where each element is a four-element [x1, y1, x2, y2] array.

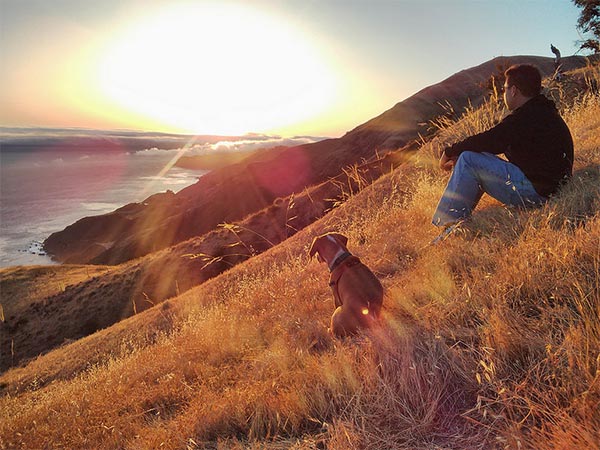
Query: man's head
[[503, 64, 542, 110]]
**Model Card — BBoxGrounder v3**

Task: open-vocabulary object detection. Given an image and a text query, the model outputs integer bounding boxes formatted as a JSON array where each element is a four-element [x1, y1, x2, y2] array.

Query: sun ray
[[138, 135, 200, 198]]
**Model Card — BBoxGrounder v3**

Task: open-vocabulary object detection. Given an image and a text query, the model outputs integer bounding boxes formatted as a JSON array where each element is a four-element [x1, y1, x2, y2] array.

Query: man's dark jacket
[[444, 94, 574, 197]]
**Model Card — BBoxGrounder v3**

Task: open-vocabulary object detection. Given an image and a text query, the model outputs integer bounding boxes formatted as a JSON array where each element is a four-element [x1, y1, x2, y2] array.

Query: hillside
[[1, 59, 599, 449], [43, 55, 591, 266], [0, 142, 416, 373], [3, 55, 592, 373]]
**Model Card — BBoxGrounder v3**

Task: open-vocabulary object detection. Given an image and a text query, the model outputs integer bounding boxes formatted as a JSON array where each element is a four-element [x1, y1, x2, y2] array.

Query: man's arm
[[444, 114, 516, 159]]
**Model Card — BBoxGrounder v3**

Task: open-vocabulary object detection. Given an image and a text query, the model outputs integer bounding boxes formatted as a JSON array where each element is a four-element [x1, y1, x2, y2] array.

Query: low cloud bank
[[1, 127, 328, 156], [135, 135, 326, 157]]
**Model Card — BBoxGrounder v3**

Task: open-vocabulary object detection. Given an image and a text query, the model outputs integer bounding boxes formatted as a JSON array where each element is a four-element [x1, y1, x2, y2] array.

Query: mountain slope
[[43, 55, 591, 265], [2, 55, 594, 373], [1, 142, 416, 372], [1, 60, 599, 449]]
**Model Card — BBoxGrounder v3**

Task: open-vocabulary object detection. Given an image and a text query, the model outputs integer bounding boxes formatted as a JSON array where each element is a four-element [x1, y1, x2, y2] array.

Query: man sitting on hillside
[[432, 63, 574, 243]]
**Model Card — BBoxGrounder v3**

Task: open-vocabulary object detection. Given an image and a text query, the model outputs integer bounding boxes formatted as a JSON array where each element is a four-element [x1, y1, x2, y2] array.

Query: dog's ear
[[330, 233, 348, 248], [309, 236, 325, 263], [309, 236, 321, 259]]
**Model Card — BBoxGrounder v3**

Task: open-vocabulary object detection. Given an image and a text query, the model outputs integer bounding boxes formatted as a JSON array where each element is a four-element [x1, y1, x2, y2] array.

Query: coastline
[[0, 150, 208, 268]]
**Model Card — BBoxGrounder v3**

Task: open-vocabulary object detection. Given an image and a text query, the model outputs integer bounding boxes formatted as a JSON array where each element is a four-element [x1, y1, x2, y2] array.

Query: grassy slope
[[4, 56, 588, 373], [0, 265, 111, 314], [0, 265, 112, 370], [0, 146, 415, 373], [1, 67, 599, 449]]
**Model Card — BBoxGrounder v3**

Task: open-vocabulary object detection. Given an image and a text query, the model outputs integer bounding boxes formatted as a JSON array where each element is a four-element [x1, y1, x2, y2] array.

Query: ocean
[[0, 148, 207, 268]]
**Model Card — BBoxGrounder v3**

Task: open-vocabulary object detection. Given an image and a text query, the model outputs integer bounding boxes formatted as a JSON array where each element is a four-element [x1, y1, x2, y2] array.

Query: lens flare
[[138, 136, 199, 198]]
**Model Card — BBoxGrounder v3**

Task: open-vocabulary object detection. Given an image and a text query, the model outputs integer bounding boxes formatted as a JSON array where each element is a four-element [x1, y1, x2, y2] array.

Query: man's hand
[[439, 152, 456, 171]]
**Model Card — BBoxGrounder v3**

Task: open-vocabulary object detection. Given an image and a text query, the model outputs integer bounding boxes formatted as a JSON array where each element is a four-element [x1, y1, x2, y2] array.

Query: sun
[[95, 2, 339, 135]]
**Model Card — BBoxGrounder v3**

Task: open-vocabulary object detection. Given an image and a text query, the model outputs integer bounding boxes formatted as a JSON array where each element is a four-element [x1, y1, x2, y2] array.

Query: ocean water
[[0, 148, 207, 267]]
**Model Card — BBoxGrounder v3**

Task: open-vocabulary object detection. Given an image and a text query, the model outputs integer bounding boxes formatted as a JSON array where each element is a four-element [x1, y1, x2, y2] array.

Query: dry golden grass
[[1, 66, 599, 449], [0, 265, 112, 316]]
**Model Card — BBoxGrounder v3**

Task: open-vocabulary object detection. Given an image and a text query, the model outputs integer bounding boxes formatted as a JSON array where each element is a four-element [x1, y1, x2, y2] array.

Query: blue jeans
[[433, 152, 547, 227]]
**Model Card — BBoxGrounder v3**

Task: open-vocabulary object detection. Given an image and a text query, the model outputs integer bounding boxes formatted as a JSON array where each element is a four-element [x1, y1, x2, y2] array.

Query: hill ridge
[[42, 55, 591, 264]]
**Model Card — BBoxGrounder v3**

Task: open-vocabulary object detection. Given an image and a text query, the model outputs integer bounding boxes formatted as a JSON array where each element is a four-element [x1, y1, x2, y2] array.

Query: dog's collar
[[329, 251, 352, 273]]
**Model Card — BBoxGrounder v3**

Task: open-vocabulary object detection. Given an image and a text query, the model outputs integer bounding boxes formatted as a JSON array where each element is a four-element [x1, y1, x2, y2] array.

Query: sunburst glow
[[95, 3, 339, 135]]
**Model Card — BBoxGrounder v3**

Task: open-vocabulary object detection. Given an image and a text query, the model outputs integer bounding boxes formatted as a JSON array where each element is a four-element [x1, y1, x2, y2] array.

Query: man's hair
[[505, 64, 542, 97]]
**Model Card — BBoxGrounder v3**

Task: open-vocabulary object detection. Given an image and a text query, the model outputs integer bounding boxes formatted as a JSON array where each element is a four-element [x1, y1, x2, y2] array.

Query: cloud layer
[[1, 127, 327, 156]]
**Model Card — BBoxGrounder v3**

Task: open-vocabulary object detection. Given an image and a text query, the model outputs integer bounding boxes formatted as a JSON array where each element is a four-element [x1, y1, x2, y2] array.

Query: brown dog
[[309, 233, 383, 337]]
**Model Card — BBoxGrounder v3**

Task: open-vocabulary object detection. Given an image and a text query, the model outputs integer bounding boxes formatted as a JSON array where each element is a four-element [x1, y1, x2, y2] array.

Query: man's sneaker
[[430, 221, 463, 245]]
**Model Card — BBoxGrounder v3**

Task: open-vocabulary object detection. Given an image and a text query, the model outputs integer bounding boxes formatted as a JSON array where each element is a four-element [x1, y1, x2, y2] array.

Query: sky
[[0, 0, 586, 138]]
